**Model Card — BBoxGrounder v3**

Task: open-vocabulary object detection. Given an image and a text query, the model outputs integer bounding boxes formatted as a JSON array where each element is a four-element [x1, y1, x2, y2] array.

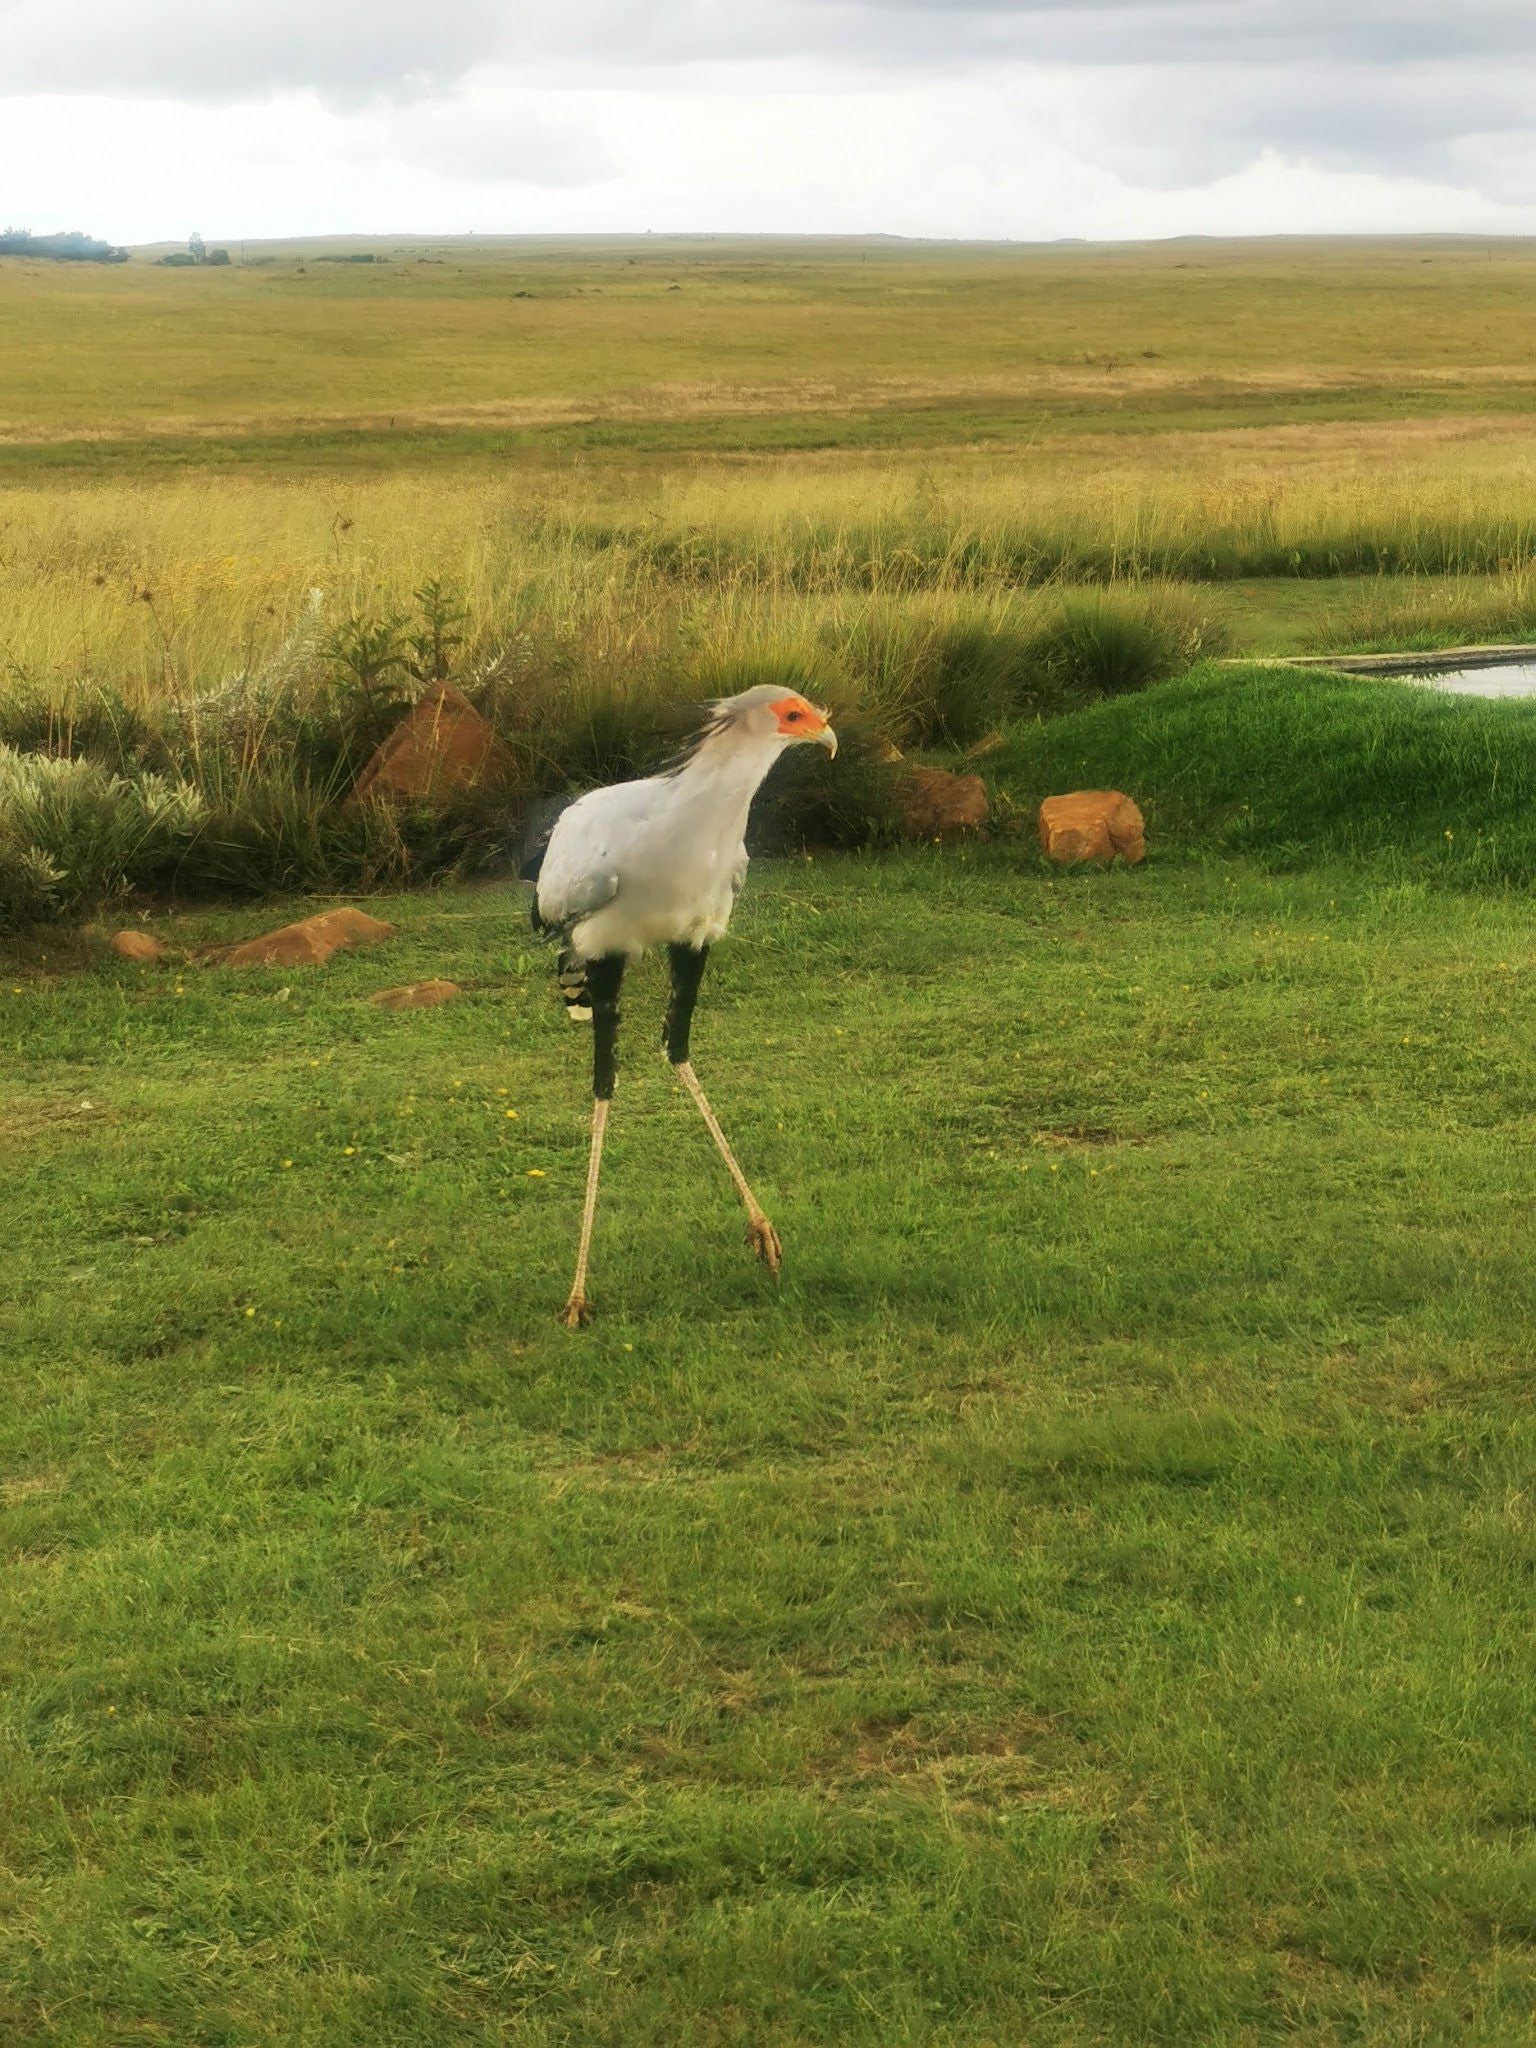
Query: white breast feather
[[535, 741, 772, 960]]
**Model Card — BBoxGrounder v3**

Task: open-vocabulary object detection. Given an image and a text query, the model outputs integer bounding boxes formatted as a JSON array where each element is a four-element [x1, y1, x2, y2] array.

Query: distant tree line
[[0, 227, 128, 263], [157, 232, 230, 267]]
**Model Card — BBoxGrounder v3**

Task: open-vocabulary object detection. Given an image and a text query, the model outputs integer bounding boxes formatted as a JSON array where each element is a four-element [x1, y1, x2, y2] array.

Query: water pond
[[1405, 661, 1536, 699]]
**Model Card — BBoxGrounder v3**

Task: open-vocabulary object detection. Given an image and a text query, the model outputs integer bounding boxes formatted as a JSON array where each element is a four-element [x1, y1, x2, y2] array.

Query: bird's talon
[[558, 1295, 595, 1328], [747, 1217, 783, 1277]]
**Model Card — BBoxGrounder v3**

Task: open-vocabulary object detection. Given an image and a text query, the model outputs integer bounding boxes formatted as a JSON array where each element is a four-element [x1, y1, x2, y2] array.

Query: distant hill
[[0, 227, 128, 263]]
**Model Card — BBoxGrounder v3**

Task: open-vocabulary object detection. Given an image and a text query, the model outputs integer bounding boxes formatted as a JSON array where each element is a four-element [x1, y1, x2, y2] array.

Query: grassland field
[[10, 235, 1536, 698], [8, 237, 1536, 2043]]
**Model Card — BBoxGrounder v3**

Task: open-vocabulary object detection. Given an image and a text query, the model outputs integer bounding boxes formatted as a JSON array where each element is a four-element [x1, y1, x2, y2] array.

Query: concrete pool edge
[[1224, 643, 1536, 676]]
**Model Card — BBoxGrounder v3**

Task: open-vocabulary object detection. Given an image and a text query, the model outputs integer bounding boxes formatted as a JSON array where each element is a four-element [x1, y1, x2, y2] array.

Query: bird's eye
[[785, 709, 803, 722]]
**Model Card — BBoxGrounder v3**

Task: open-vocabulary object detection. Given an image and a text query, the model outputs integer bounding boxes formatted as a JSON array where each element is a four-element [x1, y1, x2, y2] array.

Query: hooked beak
[[816, 723, 838, 760]]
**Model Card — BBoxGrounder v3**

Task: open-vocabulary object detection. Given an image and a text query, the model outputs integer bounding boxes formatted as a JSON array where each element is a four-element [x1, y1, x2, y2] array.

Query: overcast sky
[[5, 1, 1536, 243]]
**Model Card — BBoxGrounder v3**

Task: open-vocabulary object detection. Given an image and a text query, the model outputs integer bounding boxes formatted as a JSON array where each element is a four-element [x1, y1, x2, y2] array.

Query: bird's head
[[715, 683, 837, 757]]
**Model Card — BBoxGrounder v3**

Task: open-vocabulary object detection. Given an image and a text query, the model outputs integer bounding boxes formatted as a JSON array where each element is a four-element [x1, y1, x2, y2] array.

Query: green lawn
[[6, 849, 1536, 2044]]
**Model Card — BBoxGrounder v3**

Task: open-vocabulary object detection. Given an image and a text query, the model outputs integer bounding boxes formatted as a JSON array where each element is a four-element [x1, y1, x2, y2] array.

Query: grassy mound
[[991, 662, 1536, 881]]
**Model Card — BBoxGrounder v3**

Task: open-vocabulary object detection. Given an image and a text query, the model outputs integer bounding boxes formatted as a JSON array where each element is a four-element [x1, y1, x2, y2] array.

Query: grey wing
[[533, 793, 622, 934]]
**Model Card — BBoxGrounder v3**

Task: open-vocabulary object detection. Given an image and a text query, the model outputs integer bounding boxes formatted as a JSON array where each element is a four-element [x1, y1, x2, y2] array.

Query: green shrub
[[3, 579, 1090, 926], [0, 841, 67, 927], [907, 619, 1049, 744], [822, 603, 1060, 746], [1029, 587, 1230, 700], [0, 683, 150, 774], [0, 747, 208, 925], [159, 589, 334, 771], [538, 684, 679, 791], [673, 652, 903, 850], [176, 767, 385, 899], [749, 714, 903, 853]]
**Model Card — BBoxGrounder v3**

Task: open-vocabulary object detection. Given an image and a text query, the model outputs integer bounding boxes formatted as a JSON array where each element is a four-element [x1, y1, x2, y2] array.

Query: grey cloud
[[360, 98, 618, 186], [11, 0, 1536, 101], [0, 0, 507, 102], [6, 0, 1536, 205], [560, 1, 1536, 72], [1076, 59, 1536, 188], [858, 1, 1536, 68]]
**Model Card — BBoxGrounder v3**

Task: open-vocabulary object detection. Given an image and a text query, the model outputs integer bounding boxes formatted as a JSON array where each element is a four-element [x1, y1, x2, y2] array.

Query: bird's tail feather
[[557, 949, 592, 1023]]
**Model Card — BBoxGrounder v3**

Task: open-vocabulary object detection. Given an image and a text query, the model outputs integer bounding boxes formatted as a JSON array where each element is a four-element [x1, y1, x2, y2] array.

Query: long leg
[[664, 944, 782, 1276], [560, 953, 625, 1327]]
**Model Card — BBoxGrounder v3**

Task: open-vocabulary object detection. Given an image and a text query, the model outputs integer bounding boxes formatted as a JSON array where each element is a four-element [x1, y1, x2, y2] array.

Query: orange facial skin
[[769, 694, 831, 737]]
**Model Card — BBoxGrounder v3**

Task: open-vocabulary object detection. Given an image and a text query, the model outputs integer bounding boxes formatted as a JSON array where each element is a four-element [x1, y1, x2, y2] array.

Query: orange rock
[[222, 908, 398, 968], [368, 979, 462, 1010], [111, 930, 166, 964], [1038, 790, 1146, 866], [350, 683, 509, 804], [898, 767, 989, 841]]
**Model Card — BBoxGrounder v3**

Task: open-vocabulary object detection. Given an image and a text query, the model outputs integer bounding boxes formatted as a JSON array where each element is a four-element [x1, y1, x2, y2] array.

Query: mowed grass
[[6, 851, 1536, 2044]]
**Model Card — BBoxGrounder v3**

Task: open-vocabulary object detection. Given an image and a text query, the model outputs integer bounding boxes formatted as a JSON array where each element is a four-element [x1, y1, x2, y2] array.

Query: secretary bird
[[525, 684, 837, 1326]]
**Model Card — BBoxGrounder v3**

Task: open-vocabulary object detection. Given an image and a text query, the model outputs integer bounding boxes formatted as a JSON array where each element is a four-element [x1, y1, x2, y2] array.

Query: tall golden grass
[[10, 442, 1536, 699]]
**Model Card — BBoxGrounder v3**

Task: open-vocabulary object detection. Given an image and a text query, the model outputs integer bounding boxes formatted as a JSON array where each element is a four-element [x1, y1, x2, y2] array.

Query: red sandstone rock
[[221, 908, 397, 968], [898, 767, 990, 841], [350, 683, 508, 804], [368, 979, 462, 1010], [1038, 790, 1146, 866], [111, 930, 166, 964]]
